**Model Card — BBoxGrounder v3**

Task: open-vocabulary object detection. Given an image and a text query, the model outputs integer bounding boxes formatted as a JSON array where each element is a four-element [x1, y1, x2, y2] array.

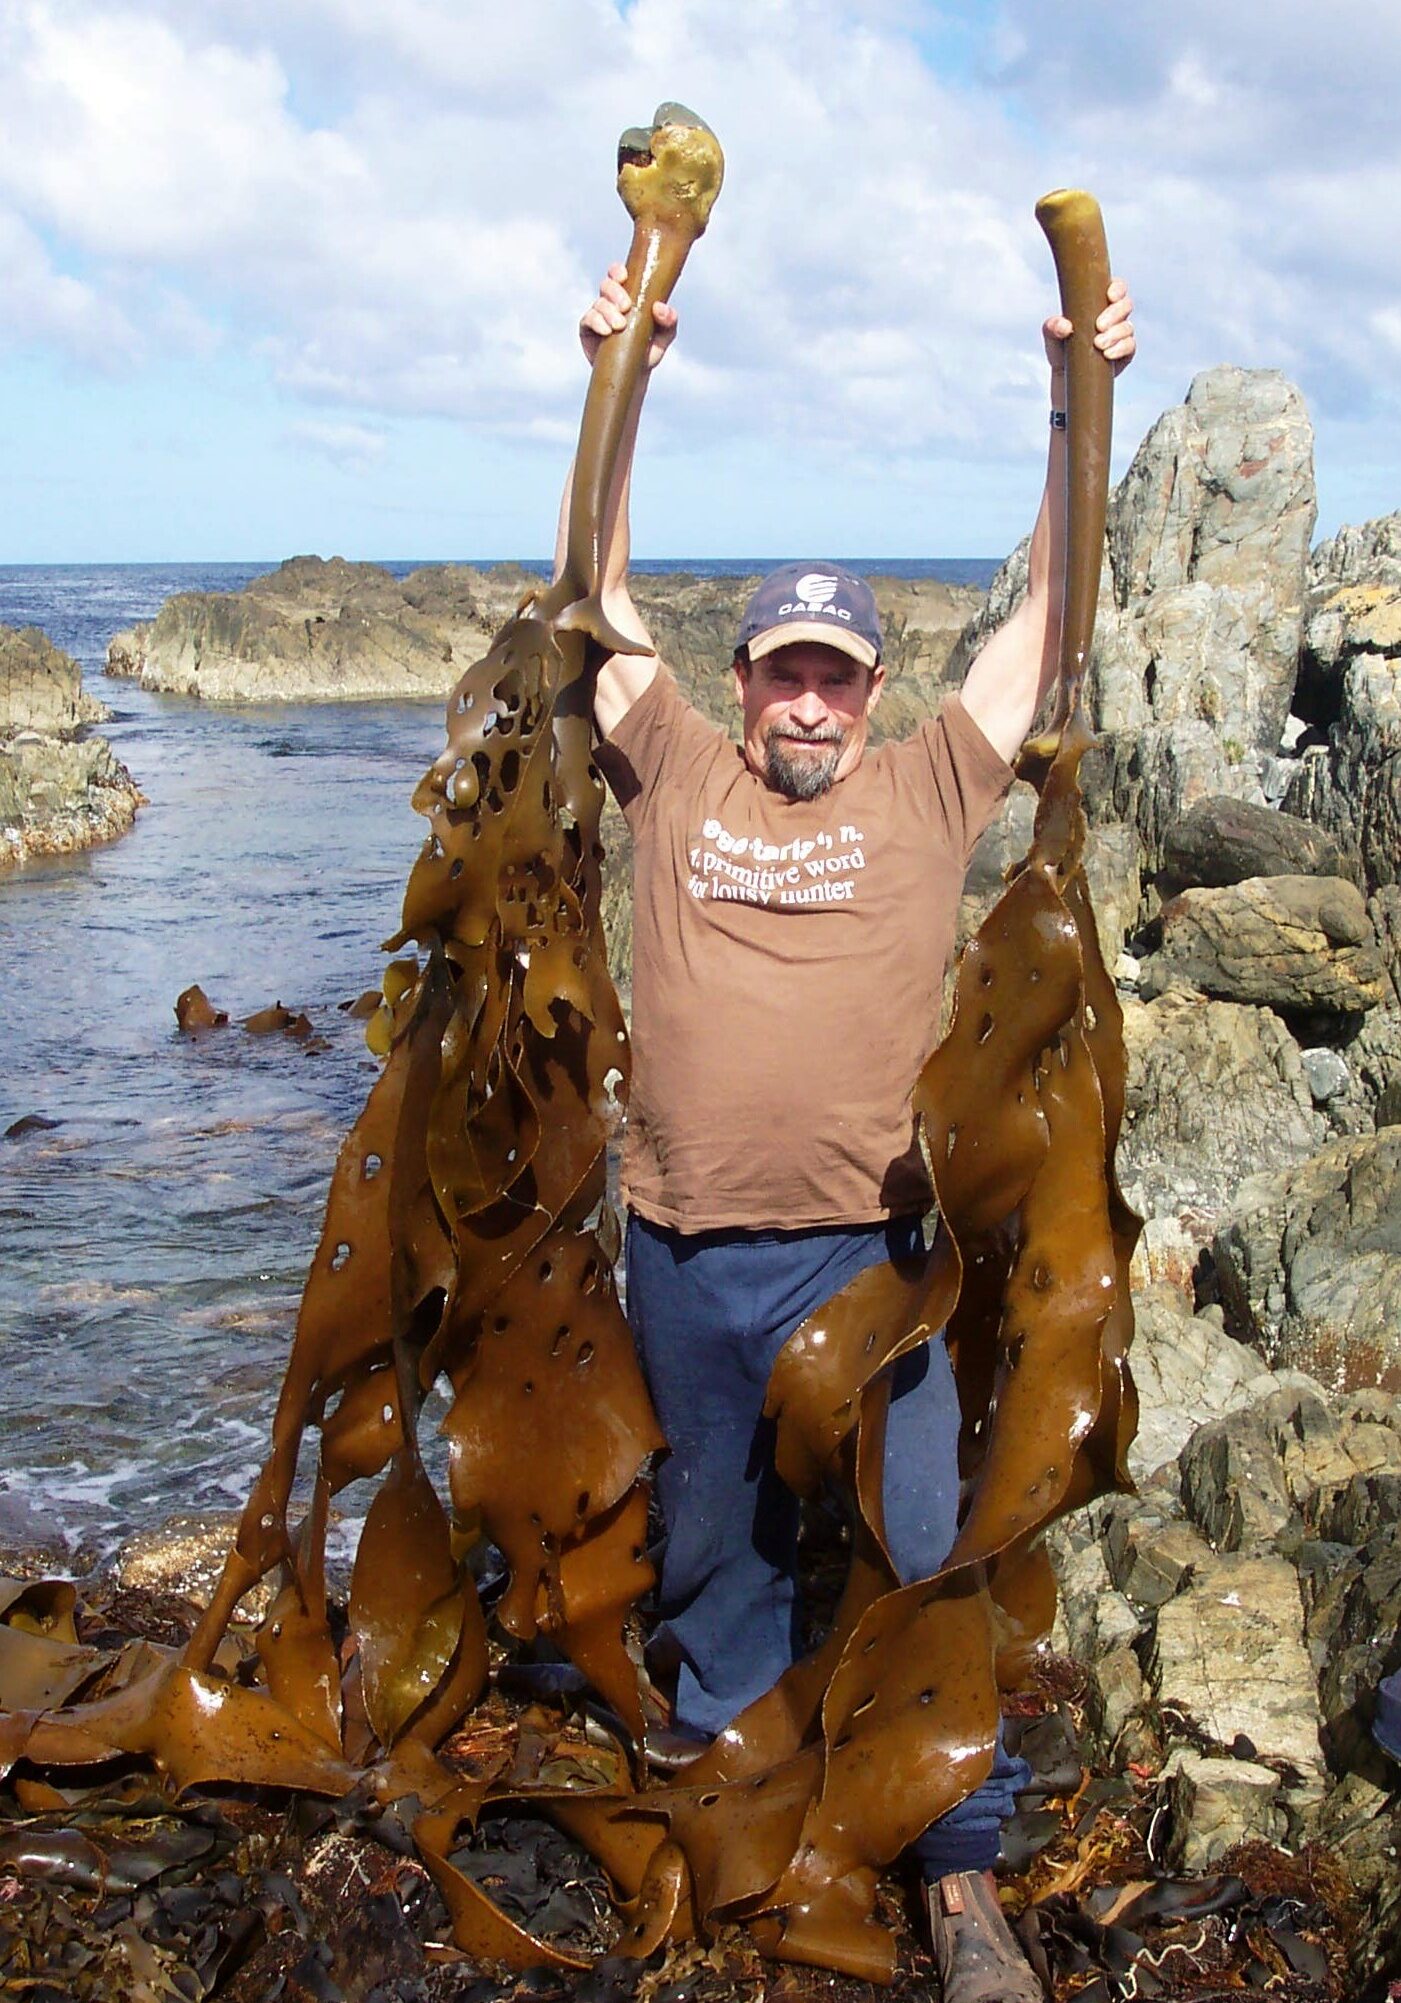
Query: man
[[565, 259, 1135, 2000]]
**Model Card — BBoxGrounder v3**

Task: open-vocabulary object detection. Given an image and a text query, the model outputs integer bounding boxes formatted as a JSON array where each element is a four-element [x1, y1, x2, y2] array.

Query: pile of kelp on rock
[[0, 1580, 1364, 2002]]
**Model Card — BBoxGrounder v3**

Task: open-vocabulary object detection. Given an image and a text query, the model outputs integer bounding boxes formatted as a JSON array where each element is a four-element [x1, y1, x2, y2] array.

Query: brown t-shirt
[[598, 671, 1014, 1232]]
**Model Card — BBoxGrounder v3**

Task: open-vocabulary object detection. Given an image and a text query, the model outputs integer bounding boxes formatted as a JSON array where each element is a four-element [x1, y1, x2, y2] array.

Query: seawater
[[0, 557, 996, 1568]]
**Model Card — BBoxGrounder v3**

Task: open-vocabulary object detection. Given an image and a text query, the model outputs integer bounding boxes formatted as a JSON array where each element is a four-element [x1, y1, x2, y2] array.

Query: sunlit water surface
[[1, 563, 443, 1565]]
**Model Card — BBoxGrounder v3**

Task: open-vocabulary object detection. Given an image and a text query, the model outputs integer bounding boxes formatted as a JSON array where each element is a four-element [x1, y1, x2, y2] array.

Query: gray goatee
[[764, 723, 844, 801]]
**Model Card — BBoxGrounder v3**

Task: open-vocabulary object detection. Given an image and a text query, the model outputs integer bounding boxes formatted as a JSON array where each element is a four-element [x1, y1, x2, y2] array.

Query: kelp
[[0, 160, 1140, 1985]]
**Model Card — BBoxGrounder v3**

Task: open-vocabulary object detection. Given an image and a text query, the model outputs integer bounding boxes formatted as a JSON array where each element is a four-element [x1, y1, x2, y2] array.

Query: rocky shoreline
[[0, 624, 142, 868], [1049, 1284, 1401, 1980]]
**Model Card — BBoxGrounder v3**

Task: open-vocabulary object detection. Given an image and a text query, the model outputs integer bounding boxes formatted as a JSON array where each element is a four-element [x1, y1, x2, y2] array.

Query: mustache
[[769, 722, 845, 745]]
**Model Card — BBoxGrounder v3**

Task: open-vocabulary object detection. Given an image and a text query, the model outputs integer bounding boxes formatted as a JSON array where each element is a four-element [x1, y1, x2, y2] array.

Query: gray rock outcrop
[[2, 625, 107, 735], [1286, 513, 1401, 892], [1049, 1318, 1401, 1957], [953, 366, 1316, 875], [1, 624, 141, 868], [1159, 793, 1344, 890], [1149, 1555, 1324, 1784], [106, 556, 512, 705], [1371, 886, 1401, 1005], [1102, 367, 1315, 750], [1164, 1751, 1291, 1871], [1139, 875, 1388, 1016], [1212, 1129, 1401, 1389], [1126, 1287, 1284, 1482], [1117, 991, 1324, 1239]]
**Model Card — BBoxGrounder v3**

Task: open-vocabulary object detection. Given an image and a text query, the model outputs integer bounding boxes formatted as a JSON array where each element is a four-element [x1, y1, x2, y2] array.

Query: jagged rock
[[1286, 658, 1401, 896], [1128, 1214, 1204, 1300], [1081, 823, 1142, 964], [105, 557, 511, 704], [1338, 1387, 1401, 1434], [955, 368, 1315, 749], [1105, 368, 1314, 746], [1328, 1006, 1401, 1135], [1258, 1385, 1379, 1518], [1047, 1527, 1146, 1665], [1159, 794, 1344, 891], [1164, 1750, 1287, 1871], [1126, 1286, 1284, 1483], [1, 625, 108, 735], [1117, 993, 1324, 1243], [1, 736, 138, 849], [1212, 1129, 1401, 1390], [1087, 1644, 1148, 1752], [1306, 1522, 1401, 1777], [105, 624, 148, 679], [0, 628, 142, 871], [1106, 1510, 1216, 1608], [1308, 511, 1401, 595], [1260, 749, 1302, 806], [1139, 875, 1387, 1016], [1147, 1554, 1324, 1786], [1180, 1408, 1298, 1553], [1082, 722, 1259, 877], [1286, 515, 1401, 892], [1346, 1425, 1401, 1476], [1313, 1471, 1401, 1549], [1312, 1774, 1401, 1985], [952, 369, 1316, 868], [1370, 886, 1401, 1007]]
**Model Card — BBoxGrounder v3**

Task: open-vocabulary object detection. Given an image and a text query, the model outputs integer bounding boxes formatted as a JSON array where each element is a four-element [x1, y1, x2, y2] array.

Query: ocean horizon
[[1, 554, 1001, 582]]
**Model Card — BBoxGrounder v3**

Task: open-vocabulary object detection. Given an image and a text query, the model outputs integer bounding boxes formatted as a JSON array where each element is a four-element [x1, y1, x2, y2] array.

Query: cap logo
[[777, 572, 852, 622], [793, 572, 839, 610]]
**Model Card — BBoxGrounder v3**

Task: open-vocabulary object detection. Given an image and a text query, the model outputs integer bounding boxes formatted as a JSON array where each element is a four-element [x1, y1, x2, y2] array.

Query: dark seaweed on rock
[[0, 177, 1141, 1985]]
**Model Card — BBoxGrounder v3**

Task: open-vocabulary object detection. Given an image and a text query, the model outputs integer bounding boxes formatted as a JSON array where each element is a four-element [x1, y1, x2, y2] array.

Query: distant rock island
[[104, 556, 984, 733], [1, 625, 141, 868]]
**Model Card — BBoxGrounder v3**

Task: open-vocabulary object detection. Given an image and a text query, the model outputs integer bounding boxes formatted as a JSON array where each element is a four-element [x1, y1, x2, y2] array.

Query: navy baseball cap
[[735, 562, 882, 669]]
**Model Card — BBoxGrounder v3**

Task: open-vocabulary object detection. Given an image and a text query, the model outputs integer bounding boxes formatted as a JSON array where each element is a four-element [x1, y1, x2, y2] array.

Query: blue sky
[[1, 0, 1398, 562]]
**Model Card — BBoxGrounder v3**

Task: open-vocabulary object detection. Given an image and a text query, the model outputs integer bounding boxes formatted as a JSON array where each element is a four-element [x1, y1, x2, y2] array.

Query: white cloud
[[0, 209, 138, 365], [283, 417, 387, 467], [0, 0, 1397, 538], [0, 0, 1059, 453]]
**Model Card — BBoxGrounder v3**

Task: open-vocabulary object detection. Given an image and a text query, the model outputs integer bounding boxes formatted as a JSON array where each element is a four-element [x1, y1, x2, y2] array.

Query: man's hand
[[580, 263, 678, 371], [1043, 275, 1136, 379]]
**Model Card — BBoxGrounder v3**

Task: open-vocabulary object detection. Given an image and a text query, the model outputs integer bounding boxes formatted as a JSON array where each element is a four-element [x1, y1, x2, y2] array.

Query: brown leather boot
[[925, 1871, 1043, 2002]]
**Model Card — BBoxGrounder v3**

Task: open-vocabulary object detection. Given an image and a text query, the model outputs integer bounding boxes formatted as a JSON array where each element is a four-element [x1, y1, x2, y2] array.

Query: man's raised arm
[[959, 279, 1136, 767], [553, 263, 675, 740]]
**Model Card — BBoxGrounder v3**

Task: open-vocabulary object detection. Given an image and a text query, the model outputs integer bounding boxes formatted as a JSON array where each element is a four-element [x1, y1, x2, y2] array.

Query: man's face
[[734, 642, 885, 800]]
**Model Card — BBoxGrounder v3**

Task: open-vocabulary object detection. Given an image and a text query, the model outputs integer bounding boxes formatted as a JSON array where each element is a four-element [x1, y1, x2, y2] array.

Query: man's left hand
[[1043, 276, 1136, 377]]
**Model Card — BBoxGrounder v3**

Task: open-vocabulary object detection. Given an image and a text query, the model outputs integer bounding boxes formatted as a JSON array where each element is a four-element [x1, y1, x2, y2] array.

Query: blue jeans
[[1375, 1667, 1401, 1760], [625, 1210, 1030, 1875]]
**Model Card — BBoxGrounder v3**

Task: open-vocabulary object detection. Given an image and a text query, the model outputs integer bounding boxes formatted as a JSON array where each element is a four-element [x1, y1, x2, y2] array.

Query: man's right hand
[[580, 263, 678, 371]]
